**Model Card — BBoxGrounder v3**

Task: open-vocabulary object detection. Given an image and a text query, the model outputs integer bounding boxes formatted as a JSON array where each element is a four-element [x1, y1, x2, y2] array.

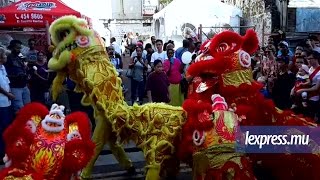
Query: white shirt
[[309, 66, 320, 101], [0, 65, 11, 107], [112, 42, 122, 55], [314, 47, 320, 53], [131, 50, 147, 59], [151, 51, 167, 63]]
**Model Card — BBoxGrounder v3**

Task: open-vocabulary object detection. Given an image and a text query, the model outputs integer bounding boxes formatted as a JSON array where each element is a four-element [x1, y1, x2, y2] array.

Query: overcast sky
[[61, 0, 111, 20], [61, 0, 111, 37]]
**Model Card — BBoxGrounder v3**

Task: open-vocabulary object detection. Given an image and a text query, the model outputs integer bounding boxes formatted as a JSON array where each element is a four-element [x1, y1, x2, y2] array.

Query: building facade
[[223, 0, 278, 46], [106, 0, 158, 43]]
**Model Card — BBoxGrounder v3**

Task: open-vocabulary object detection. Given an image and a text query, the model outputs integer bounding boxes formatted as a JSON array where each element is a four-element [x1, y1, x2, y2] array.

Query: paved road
[[0, 142, 192, 180], [90, 142, 192, 180]]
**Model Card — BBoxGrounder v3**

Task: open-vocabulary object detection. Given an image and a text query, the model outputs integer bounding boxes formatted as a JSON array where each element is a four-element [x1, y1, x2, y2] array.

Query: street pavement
[[0, 142, 192, 180], [90, 142, 192, 180]]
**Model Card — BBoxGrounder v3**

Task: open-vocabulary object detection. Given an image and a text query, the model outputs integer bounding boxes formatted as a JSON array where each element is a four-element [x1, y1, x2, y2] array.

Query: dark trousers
[[306, 100, 320, 122], [67, 91, 95, 131], [131, 79, 145, 104], [30, 88, 47, 104], [0, 106, 13, 157]]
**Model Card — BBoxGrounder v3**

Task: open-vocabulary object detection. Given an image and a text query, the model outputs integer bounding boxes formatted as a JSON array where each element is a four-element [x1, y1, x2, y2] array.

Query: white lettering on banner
[[16, 1, 56, 11], [31, 13, 43, 19], [14, 13, 43, 20], [17, 19, 44, 23]]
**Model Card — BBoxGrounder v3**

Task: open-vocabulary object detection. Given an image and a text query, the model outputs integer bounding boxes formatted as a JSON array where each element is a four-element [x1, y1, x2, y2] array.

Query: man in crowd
[[110, 37, 122, 55], [296, 51, 320, 122], [151, 36, 156, 51], [25, 38, 38, 63], [5, 40, 31, 113], [175, 39, 190, 61], [151, 39, 167, 66]]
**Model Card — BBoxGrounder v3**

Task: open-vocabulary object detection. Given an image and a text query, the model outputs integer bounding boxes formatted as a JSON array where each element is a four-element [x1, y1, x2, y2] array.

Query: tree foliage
[[159, 0, 173, 6]]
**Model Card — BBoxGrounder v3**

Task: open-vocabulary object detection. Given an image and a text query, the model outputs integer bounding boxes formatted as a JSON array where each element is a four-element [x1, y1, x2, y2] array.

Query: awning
[[0, 0, 92, 28]]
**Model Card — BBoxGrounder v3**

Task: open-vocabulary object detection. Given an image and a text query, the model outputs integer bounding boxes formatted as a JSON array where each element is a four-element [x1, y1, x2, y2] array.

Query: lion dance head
[[47, 15, 106, 100], [188, 29, 259, 90]]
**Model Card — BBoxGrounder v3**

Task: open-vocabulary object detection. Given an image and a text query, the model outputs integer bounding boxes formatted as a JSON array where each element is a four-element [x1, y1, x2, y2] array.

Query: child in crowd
[[291, 64, 311, 108], [257, 76, 271, 99], [146, 60, 170, 103]]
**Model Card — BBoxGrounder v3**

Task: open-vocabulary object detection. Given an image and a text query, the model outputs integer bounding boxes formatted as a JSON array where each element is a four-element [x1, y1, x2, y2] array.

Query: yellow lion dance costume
[[48, 15, 186, 180]]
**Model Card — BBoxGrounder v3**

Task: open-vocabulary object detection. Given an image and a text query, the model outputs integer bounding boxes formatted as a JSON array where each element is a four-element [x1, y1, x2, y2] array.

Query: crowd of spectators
[[252, 36, 320, 123]]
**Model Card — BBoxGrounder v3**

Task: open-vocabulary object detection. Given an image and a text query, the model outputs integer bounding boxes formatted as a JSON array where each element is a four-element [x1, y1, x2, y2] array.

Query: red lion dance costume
[[179, 29, 320, 179], [0, 103, 95, 180]]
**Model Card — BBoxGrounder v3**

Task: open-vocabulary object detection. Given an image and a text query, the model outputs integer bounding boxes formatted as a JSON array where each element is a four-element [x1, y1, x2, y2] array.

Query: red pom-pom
[[4, 127, 34, 163], [62, 139, 95, 172], [65, 112, 92, 141], [242, 29, 259, 55]]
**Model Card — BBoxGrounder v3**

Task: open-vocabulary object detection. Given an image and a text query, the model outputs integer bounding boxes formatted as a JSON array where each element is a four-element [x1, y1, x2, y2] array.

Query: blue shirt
[[0, 65, 11, 107], [26, 50, 38, 62], [175, 47, 188, 61], [110, 57, 121, 69]]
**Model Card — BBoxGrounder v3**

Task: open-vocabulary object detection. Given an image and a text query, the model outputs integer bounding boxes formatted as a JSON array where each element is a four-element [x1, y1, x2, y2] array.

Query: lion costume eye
[[216, 42, 230, 53], [58, 29, 70, 41]]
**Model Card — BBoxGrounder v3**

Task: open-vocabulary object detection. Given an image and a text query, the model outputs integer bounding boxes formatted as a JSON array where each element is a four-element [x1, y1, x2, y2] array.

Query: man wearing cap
[[277, 41, 294, 58], [5, 40, 31, 113]]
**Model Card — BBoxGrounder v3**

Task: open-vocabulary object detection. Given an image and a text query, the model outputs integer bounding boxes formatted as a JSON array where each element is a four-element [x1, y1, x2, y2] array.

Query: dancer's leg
[[145, 164, 161, 180], [81, 115, 107, 178], [107, 126, 133, 169], [81, 115, 133, 179]]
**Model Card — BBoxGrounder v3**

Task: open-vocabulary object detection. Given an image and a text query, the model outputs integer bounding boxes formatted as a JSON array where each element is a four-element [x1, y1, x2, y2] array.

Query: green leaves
[[159, 0, 173, 5]]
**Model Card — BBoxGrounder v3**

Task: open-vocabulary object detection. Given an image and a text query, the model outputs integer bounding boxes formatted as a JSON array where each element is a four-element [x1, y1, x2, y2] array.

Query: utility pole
[[279, 0, 288, 32]]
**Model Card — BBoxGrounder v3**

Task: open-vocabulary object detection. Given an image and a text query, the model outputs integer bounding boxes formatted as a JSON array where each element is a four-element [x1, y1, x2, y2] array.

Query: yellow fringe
[[51, 71, 67, 101]]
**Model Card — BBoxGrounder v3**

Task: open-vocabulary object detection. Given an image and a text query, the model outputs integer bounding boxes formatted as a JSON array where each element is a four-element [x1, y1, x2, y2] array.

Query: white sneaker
[[291, 104, 298, 109], [302, 102, 308, 107]]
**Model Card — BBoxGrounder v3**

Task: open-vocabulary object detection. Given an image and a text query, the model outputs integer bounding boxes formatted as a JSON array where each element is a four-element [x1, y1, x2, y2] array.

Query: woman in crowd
[[29, 51, 49, 104], [146, 60, 170, 103], [145, 43, 154, 65], [129, 46, 148, 105], [261, 46, 277, 94], [163, 48, 184, 106]]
